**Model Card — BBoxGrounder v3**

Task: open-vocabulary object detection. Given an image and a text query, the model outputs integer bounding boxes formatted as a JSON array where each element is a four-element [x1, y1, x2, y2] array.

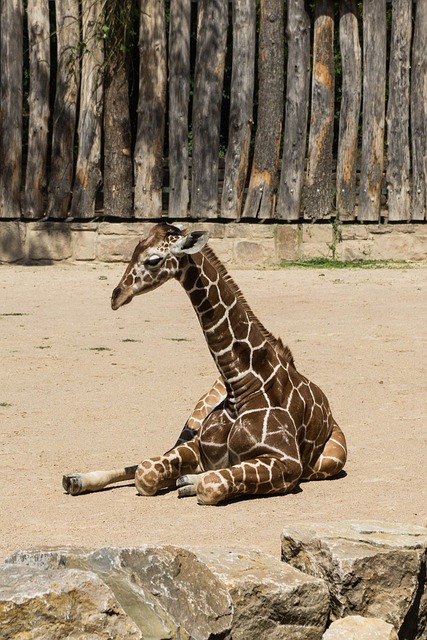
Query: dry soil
[[0, 261, 426, 562]]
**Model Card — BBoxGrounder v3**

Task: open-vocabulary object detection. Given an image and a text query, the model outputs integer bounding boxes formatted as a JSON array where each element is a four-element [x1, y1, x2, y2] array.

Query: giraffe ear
[[171, 231, 209, 256]]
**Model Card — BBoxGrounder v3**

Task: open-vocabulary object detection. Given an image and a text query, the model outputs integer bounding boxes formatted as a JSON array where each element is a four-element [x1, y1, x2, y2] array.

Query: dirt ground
[[0, 260, 426, 563]]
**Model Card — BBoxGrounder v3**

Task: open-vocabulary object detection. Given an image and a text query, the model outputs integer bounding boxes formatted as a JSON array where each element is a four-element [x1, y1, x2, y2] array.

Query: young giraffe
[[63, 223, 347, 504]]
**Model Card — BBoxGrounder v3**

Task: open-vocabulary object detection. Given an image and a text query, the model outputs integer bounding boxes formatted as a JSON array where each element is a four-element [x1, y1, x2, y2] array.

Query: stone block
[[277, 224, 300, 262], [7, 545, 330, 640], [300, 224, 333, 260], [281, 521, 427, 638], [69, 222, 98, 231], [97, 235, 139, 262], [368, 229, 413, 261], [72, 229, 97, 261], [25, 222, 72, 261], [97, 221, 152, 237], [187, 221, 226, 239], [209, 237, 235, 264], [409, 232, 427, 261], [234, 239, 276, 267], [323, 615, 398, 640], [194, 546, 329, 640], [340, 224, 369, 241], [0, 564, 143, 639], [246, 224, 275, 239], [334, 239, 374, 262], [0, 222, 24, 262], [224, 222, 252, 239]]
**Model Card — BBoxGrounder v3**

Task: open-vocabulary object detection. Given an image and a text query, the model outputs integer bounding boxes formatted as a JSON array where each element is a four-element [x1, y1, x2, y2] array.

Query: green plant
[[0, 313, 28, 316], [327, 220, 343, 260], [279, 257, 408, 269]]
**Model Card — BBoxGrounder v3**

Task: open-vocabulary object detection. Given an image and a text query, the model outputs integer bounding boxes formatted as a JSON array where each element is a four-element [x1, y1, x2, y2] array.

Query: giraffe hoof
[[176, 475, 197, 497], [62, 473, 84, 496]]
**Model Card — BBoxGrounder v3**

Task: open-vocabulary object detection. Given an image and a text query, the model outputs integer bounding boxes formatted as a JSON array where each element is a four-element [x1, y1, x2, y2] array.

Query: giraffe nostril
[[111, 287, 121, 301]]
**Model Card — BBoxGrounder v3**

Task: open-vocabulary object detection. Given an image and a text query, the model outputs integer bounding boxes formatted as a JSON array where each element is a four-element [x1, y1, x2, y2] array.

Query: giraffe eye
[[144, 254, 163, 269]]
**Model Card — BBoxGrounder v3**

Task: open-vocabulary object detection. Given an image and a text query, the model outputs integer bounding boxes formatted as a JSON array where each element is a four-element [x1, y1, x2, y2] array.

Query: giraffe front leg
[[187, 456, 302, 505], [63, 465, 138, 495], [135, 441, 202, 497]]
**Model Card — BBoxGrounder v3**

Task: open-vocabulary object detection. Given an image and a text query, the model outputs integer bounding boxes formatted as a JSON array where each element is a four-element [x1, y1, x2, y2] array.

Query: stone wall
[[1, 522, 426, 639], [1, 221, 427, 266]]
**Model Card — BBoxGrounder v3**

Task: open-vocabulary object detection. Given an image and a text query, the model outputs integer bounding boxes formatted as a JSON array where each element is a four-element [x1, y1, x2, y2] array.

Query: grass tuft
[[280, 257, 408, 269]]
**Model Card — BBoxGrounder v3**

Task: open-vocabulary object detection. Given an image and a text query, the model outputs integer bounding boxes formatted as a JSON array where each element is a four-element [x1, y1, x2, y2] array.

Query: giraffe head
[[111, 223, 209, 310]]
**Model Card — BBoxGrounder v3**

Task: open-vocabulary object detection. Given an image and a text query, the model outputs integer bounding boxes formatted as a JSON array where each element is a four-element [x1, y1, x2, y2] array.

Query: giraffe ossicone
[[63, 222, 347, 505]]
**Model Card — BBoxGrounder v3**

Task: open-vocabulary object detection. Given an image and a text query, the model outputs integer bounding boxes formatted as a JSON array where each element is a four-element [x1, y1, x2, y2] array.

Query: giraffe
[[63, 222, 347, 504]]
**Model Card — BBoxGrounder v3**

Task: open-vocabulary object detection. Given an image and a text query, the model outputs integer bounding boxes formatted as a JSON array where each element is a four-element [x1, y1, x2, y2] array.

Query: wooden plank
[[23, 0, 51, 218], [103, 1, 133, 218], [191, 0, 228, 218], [386, 0, 412, 221], [242, 0, 284, 219], [133, 0, 167, 218], [220, 0, 256, 219], [276, 0, 310, 221], [70, 0, 104, 218], [168, 0, 191, 218], [336, 0, 361, 221], [303, 0, 335, 220], [0, 0, 23, 218], [411, 0, 427, 221], [358, 0, 386, 222], [47, 0, 80, 219]]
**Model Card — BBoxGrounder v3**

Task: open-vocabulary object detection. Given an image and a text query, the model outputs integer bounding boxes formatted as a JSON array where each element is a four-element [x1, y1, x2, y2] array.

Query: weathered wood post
[[243, 0, 284, 219], [303, 0, 335, 220], [70, 0, 104, 218], [103, 0, 133, 218], [23, 0, 51, 218], [411, 0, 427, 221], [0, 0, 23, 218], [386, 0, 412, 222], [47, 0, 80, 219], [336, 0, 361, 221], [276, 0, 311, 220], [221, 0, 256, 219], [359, 0, 386, 222], [134, 0, 167, 218], [191, 0, 228, 218], [168, 0, 191, 218]]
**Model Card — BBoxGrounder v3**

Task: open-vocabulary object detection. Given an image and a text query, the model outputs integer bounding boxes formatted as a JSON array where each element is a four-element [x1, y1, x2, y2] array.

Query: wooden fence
[[0, 0, 426, 223]]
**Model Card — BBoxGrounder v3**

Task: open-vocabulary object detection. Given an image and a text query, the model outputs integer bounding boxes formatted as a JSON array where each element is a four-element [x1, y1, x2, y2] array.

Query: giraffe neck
[[177, 248, 283, 410]]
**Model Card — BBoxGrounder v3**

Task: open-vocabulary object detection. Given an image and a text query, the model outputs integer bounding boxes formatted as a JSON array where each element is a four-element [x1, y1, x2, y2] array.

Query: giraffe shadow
[[210, 471, 348, 506]]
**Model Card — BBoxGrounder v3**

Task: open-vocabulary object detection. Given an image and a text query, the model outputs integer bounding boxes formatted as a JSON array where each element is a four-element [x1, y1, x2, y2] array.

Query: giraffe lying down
[[63, 223, 347, 505]]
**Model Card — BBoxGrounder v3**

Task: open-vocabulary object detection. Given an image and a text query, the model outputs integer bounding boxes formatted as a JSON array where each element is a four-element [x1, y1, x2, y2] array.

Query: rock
[[0, 564, 143, 639], [281, 521, 427, 639], [323, 615, 399, 640], [6, 545, 330, 640], [193, 547, 329, 640]]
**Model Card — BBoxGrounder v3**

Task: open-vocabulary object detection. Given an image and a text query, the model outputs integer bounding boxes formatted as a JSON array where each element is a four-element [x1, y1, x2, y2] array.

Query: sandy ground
[[0, 260, 426, 563]]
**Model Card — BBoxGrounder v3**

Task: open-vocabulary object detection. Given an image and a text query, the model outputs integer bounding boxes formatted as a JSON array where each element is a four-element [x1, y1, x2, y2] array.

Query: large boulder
[[281, 521, 427, 640], [5, 545, 330, 640], [0, 564, 143, 639]]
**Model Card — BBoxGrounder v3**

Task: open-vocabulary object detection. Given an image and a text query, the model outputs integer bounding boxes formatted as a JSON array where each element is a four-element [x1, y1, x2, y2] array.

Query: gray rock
[[281, 521, 427, 639], [190, 547, 330, 640], [0, 564, 143, 640], [7, 544, 330, 640], [323, 615, 399, 640]]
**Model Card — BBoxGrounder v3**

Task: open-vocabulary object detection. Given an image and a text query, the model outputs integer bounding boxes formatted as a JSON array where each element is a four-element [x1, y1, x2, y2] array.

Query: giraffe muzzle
[[111, 286, 133, 310]]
